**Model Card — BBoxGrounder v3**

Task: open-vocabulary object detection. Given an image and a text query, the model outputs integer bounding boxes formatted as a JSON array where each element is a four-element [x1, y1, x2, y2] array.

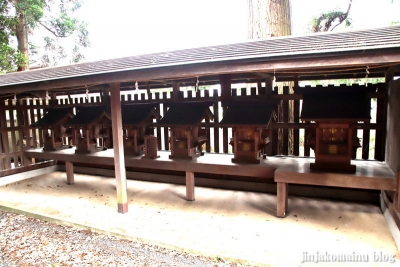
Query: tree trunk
[[15, 3, 29, 71], [247, 0, 293, 155], [247, 0, 292, 39]]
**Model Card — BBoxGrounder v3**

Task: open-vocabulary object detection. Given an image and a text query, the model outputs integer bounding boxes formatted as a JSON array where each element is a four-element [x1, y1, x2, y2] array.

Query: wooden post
[[219, 74, 232, 102], [282, 86, 289, 155], [265, 76, 273, 97], [293, 75, 300, 156], [66, 161, 74, 185], [394, 170, 400, 212], [110, 82, 128, 214], [172, 82, 180, 102], [276, 182, 288, 217], [186, 171, 195, 201]]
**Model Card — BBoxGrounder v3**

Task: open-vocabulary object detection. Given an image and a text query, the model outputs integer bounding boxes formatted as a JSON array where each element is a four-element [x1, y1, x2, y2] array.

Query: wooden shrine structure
[[0, 24, 399, 230], [301, 89, 371, 173], [64, 106, 112, 153], [121, 103, 161, 156], [157, 102, 213, 159], [31, 107, 74, 151], [219, 101, 277, 164]]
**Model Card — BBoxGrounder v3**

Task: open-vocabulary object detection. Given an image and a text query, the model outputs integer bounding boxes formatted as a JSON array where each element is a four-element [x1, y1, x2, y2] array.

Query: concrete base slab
[[0, 171, 399, 266]]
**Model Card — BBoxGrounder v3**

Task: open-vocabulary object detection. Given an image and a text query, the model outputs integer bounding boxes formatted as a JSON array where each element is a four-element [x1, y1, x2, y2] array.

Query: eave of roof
[[1, 25, 400, 92]]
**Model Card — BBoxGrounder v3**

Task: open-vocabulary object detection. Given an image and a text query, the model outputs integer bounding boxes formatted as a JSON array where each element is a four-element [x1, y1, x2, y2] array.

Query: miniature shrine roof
[[31, 107, 73, 127], [121, 103, 161, 125], [219, 101, 276, 127], [301, 90, 371, 121], [65, 105, 111, 127], [158, 102, 214, 126]]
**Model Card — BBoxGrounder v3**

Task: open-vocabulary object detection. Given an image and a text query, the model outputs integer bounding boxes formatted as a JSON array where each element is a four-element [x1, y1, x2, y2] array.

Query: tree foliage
[[309, 0, 352, 33], [0, 0, 90, 73]]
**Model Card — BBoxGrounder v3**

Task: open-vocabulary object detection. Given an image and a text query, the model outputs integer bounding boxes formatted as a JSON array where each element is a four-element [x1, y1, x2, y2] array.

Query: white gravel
[[0, 211, 250, 267]]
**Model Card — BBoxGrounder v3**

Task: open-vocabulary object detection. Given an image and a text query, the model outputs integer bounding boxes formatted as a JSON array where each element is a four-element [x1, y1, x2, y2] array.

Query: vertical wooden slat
[[110, 82, 128, 214], [205, 114, 211, 153], [251, 87, 256, 96], [21, 100, 31, 165], [8, 100, 18, 165], [282, 86, 289, 155], [223, 107, 228, 153], [293, 76, 299, 156], [172, 82, 180, 102], [163, 93, 169, 151], [0, 100, 11, 169], [30, 99, 38, 149], [362, 122, 370, 160], [304, 126, 310, 157], [36, 102, 44, 149], [155, 94, 162, 150], [213, 90, 220, 153], [271, 86, 279, 155]]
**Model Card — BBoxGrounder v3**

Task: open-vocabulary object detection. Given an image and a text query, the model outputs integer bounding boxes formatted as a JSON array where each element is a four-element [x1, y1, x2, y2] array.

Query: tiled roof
[[158, 102, 213, 126], [0, 25, 399, 87], [65, 105, 111, 126], [301, 91, 371, 120], [121, 103, 160, 125], [31, 107, 73, 127], [219, 101, 276, 127]]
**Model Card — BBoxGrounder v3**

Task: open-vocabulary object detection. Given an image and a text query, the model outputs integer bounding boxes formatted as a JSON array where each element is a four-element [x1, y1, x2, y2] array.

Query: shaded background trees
[[0, 0, 90, 73]]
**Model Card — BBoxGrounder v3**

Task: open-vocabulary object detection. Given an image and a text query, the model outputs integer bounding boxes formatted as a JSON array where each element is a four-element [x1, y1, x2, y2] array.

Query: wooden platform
[[24, 149, 396, 216], [274, 157, 396, 217]]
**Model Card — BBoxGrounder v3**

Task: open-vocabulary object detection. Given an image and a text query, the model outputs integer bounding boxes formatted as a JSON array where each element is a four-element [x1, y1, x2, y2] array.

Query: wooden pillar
[[219, 74, 232, 102], [110, 82, 128, 214], [186, 171, 195, 201], [276, 182, 288, 217], [293, 75, 300, 156], [172, 82, 180, 102], [66, 161, 74, 185], [265, 76, 273, 97], [220, 74, 231, 154], [394, 170, 400, 212], [282, 86, 289, 155], [375, 81, 389, 161]]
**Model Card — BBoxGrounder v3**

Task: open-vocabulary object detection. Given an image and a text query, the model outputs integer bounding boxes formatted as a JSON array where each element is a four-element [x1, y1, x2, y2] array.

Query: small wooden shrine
[[121, 103, 161, 157], [64, 106, 112, 154], [301, 90, 371, 172], [219, 101, 277, 164], [31, 107, 74, 151], [158, 101, 213, 159]]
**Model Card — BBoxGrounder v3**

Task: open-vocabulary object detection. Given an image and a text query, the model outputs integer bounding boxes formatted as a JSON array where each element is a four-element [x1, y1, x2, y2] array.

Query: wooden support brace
[[66, 161, 74, 185], [276, 182, 288, 217], [186, 171, 195, 201]]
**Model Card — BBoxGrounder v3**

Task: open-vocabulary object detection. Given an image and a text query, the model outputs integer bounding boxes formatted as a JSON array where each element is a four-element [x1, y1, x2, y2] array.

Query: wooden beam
[[110, 82, 128, 214]]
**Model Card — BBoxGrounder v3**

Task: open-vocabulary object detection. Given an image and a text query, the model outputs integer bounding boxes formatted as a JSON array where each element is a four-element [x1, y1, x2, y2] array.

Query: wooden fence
[[0, 83, 387, 174]]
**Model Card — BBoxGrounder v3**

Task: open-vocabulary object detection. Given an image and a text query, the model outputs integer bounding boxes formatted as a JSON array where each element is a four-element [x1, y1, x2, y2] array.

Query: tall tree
[[0, 0, 89, 73], [247, 0, 292, 38], [309, 0, 352, 33]]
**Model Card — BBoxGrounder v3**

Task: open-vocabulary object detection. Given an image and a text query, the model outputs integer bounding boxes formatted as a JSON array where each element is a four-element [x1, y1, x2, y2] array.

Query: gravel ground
[[0, 211, 250, 267]]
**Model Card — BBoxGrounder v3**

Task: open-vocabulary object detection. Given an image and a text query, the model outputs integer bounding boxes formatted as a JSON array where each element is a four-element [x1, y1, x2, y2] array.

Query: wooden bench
[[274, 157, 397, 217]]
